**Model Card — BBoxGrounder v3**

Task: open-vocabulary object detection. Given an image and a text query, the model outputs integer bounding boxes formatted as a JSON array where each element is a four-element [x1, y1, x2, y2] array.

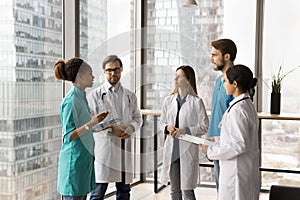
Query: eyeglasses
[[104, 67, 121, 74]]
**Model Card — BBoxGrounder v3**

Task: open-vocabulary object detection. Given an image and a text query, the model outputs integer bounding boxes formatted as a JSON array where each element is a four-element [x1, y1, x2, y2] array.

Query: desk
[[257, 112, 300, 121], [141, 110, 300, 191], [142, 110, 300, 120]]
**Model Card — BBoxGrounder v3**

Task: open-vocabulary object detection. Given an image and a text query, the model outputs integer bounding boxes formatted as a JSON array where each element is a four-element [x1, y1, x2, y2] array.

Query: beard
[[213, 59, 226, 71], [214, 64, 225, 71], [108, 76, 120, 86]]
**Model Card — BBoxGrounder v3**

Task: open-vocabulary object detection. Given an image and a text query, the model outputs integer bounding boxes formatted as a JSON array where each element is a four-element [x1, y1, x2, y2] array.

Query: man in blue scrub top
[[207, 39, 236, 191]]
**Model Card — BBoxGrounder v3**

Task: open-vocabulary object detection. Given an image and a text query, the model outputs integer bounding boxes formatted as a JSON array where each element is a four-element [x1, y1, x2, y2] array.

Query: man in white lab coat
[[87, 55, 142, 200]]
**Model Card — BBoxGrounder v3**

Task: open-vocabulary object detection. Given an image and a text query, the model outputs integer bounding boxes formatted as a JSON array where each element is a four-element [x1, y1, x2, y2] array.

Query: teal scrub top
[[207, 75, 234, 137], [57, 86, 96, 196]]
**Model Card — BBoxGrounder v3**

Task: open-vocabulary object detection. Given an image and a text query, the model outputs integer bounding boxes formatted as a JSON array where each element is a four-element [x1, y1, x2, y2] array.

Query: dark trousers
[[89, 182, 130, 200], [63, 195, 87, 200]]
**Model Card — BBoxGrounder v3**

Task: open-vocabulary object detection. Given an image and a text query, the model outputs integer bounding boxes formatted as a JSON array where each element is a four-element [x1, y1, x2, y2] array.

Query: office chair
[[269, 185, 300, 200]]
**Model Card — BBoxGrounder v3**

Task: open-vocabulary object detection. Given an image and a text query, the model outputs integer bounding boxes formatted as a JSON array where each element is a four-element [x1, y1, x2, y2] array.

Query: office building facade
[[0, 0, 107, 199], [144, 0, 224, 110]]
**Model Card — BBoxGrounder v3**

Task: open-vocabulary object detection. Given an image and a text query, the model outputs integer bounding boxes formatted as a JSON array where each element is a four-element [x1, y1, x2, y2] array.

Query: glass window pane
[[0, 0, 62, 199], [144, 0, 256, 110], [262, 120, 300, 170], [262, 0, 300, 114], [261, 0, 300, 189], [80, 0, 136, 92], [261, 171, 300, 189]]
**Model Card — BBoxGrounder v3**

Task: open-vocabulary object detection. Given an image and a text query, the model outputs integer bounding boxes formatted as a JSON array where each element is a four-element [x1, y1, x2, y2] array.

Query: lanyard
[[227, 97, 250, 113]]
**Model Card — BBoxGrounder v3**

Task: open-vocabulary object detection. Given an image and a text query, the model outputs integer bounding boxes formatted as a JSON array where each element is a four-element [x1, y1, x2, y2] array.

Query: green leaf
[[271, 65, 300, 93]]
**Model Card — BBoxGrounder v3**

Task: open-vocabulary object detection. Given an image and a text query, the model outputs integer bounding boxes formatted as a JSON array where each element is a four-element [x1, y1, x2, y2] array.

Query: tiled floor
[[105, 183, 270, 200]]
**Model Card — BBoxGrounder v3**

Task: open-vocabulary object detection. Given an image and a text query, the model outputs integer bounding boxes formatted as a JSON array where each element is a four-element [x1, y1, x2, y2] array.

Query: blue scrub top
[[207, 75, 234, 137], [57, 86, 96, 196]]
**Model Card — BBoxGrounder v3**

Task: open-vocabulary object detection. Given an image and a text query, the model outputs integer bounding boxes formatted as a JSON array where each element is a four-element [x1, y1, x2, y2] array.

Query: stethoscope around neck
[[100, 90, 131, 111], [101, 92, 107, 101], [227, 97, 250, 113]]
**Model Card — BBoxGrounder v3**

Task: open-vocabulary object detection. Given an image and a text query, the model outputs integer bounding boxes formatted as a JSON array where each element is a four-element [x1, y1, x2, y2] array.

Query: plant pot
[[270, 92, 281, 114]]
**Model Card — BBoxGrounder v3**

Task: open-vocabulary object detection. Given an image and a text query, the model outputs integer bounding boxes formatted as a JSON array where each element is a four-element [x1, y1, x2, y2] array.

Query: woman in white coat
[[159, 65, 209, 200], [200, 64, 260, 200]]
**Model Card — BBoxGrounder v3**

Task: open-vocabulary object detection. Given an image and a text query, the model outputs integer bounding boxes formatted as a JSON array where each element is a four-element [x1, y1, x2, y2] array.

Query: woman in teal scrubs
[[54, 58, 109, 200]]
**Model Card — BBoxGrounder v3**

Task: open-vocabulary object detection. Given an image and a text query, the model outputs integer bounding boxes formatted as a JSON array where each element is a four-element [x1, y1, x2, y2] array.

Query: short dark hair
[[102, 55, 123, 69], [211, 39, 237, 62]]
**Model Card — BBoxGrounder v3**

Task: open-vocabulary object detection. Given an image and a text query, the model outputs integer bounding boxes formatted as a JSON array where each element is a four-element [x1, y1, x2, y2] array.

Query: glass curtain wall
[[261, 0, 300, 188], [80, 0, 137, 92], [0, 0, 62, 199]]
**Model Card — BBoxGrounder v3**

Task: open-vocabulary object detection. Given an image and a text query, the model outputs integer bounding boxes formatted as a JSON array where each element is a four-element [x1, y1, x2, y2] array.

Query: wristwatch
[[107, 127, 112, 133], [84, 123, 90, 130]]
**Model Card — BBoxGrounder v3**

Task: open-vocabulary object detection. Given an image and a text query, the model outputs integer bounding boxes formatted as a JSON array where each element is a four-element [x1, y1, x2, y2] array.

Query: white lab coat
[[87, 82, 142, 184], [207, 93, 260, 200], [159, 94, 209, 190]]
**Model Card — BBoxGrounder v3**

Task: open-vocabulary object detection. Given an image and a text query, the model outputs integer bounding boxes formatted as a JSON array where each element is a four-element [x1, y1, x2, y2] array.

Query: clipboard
[[93, 118, 122, 132], [178, 134, 215, 146]]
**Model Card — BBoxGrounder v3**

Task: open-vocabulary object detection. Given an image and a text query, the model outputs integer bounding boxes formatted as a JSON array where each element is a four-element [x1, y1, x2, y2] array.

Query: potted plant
[[270, 65, 299, 114]]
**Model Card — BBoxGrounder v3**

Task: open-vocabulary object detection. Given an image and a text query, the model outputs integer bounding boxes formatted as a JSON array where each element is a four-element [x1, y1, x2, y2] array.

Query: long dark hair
[[171, 65, 198, 96]]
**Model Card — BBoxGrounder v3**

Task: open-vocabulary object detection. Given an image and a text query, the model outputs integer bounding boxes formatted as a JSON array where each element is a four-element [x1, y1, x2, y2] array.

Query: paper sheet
[[178, 134, 215, 145]]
